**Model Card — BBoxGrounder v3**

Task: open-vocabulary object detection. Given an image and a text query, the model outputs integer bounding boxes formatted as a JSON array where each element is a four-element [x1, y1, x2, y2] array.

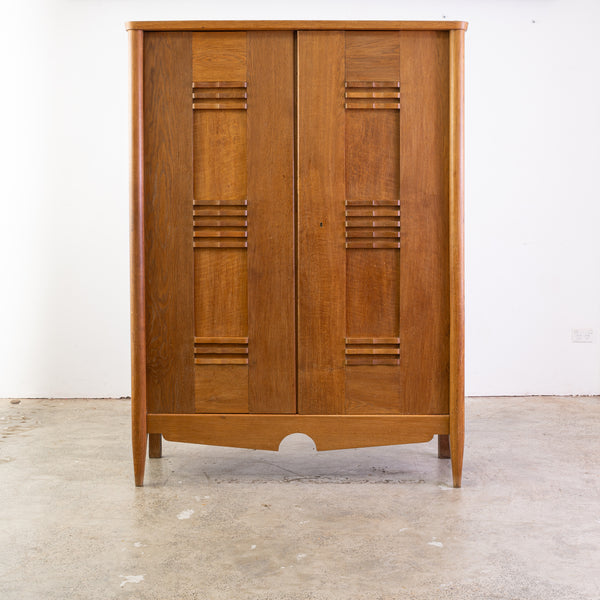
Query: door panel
[[298, 30, 450, 415], [145, 29, 449, 417], [145, 31, 296, 415]]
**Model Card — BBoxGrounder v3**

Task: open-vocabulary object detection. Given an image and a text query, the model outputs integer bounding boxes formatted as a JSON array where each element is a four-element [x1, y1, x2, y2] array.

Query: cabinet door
[[297, 31, 450, 415], [144, 32, 296, 414]]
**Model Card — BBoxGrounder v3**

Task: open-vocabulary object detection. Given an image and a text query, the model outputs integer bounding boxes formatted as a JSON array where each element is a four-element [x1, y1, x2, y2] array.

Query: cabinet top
[[125, 20, 468, 32]]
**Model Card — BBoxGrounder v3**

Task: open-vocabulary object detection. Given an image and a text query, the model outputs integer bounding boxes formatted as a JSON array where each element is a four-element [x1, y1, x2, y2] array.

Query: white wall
[[1, 0, 599, 397]]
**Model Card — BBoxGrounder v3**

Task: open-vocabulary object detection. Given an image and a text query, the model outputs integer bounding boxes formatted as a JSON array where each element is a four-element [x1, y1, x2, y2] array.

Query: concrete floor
[[0, 397, 599, 599]]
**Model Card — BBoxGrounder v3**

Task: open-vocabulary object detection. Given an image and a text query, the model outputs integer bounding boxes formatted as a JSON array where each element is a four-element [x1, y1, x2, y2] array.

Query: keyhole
[[319, 222, 323, 227]]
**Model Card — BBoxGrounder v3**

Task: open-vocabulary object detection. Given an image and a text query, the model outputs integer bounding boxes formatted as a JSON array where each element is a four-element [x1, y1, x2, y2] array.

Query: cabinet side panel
[[144, 32, 195, 414], [247, 31, 296, 413], [399, 31, 450, 414], [297, 31, 346, 414]]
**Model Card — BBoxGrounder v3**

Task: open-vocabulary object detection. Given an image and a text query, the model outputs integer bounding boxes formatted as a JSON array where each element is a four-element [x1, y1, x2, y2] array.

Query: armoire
[[127, 20, 466, 487]]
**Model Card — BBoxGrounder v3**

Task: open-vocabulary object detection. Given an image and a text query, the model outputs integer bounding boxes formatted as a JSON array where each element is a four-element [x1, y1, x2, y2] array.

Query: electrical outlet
[[572, 328, 594, 343]]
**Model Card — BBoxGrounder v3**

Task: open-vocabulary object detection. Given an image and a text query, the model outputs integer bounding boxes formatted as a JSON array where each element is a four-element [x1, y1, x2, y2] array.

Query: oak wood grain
[[192, 32, 246, 81], [297, 31, 346, 414], [194, 248, 248, 337], [247, 31, 296, 414], [148, 413, 449, 450], [346, 250, 399, 338], [345, 31, 400, 81], [129, 29, 147, 486], [345, 366, 402, 414], [398, 31, 450, 415], [194, 110, 247, 201], [144, 32, 195, 415], [194, 365, 249, 413], [345, 110, 399, 201]]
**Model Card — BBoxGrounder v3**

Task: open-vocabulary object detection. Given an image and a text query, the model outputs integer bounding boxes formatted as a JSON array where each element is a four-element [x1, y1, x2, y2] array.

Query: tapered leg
[[449, 29, 465, 488], [149, 433, 162, 458], [450, 431, 464, 488], [437, 434, 451, 459], [132, 430, 147, 487], [130, 28, 147, 488]]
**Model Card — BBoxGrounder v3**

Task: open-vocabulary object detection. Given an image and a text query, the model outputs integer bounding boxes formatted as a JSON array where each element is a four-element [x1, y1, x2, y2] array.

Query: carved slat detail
[[193, 240, 248, 248], [346, 337, 400, 344], [345, 199, 399, 206], [345, 200, 400, 249], [193, 217, 248, 227], [195, 337, 248, 344], [193, 199, 247, 206], [195, 358, 249, 365], [345, 357, 399, 366], [193, 101, 248, 110], [345, 81, 401, 110], [193, 90, 248, 99], [345, 101, 401, 110], [345, 339, 400, 366], [346, 229, 400, 238], [344, 344, 400, 352], [193, 230, 247, 238], [193, 208, 247, 216], [346, 207, 400, 217], [195, 347, 248, 354], [345, 90, 401, 99], [346, 218, 400, 228], [192, 81, 247, 88], [346, 81, 400, 88], [194, 337, 249, 365], [193, 200, 248, 249], [192, 82, 248, 110], [346, 241, 401, 249]]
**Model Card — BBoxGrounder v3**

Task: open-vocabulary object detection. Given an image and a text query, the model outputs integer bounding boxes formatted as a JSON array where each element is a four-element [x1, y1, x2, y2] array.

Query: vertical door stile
[[144, 32, 195, 415], [297, 31, 347, 414], [398, 31, 450, 415], [246, 31, 296, 414]]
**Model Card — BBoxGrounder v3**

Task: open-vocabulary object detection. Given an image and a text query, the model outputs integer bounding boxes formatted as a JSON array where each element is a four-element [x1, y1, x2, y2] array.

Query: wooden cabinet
[[128, 21, 466, 487]]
